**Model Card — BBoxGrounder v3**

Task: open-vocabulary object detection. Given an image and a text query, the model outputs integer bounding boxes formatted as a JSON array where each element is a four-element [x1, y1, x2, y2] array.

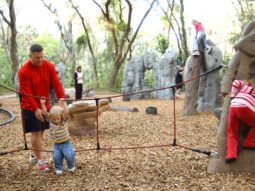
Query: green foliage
[[76, 34, 88, 52], [229, 1, 255, 45], [0, 48, 12, 88], [33, 34, 63, 63], [17, 25, 39, 65], [144, 69, 154, 88], [228, 31, 241, 46], [155, 34, 169, 54]]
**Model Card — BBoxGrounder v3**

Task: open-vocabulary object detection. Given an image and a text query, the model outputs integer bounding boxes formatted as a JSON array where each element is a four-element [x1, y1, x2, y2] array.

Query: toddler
[[40, 99, 75, 174]]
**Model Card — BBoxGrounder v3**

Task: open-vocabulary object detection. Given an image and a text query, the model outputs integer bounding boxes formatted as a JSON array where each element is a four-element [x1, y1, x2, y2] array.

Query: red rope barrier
[[95, 98, 100, 150], [0, 65, 222, 102], [0, 65, 221, 156]]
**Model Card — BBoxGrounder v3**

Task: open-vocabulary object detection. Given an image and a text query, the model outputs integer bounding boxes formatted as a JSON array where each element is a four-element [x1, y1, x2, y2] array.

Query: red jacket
[[18, 59, 65, 111]]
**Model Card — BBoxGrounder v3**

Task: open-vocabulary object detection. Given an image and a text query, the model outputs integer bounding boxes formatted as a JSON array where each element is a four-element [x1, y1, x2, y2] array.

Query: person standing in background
[[74, 66, 83, 100]]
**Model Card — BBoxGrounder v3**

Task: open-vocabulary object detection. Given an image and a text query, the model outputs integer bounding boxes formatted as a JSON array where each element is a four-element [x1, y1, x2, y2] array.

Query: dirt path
[[0, 96, 254, 190]]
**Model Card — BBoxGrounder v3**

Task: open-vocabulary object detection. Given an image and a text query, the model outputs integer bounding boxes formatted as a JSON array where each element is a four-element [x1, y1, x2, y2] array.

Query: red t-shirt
[[18, 59, 65, 111]]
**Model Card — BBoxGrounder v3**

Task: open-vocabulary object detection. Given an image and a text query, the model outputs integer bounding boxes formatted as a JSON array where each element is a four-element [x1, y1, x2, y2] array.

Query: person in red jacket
[[225, 76, 255, 163], [191, 19, 211, 56], [18, 44, 68, 171]]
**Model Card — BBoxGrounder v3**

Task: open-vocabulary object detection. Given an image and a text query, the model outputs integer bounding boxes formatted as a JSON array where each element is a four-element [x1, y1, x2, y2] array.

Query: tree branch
[[0, 9, 11, 26], [121, 0, 156, 64]]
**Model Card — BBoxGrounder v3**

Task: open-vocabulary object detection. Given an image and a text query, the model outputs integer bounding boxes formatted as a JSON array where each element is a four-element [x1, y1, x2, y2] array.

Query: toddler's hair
[[49, 106, 63, 116]]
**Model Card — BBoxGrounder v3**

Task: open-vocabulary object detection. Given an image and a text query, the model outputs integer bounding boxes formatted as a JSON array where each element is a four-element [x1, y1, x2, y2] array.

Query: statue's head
[[143, 52, 156, 69]]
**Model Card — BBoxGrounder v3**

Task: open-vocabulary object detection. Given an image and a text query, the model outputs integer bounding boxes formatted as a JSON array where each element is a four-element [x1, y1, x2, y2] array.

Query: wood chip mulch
[[0, 94, 255, 190]]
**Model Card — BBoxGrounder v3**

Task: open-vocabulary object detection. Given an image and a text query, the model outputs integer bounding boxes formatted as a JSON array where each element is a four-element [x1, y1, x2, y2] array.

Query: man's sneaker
[[36, 160, 50, 172], [29, 154, 37, 164], [68, 167, 76, 172], [56, 170, 63, 175]]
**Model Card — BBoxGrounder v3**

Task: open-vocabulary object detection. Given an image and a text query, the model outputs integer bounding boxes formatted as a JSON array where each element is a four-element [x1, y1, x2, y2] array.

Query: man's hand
[[34, 108, 44, 122]]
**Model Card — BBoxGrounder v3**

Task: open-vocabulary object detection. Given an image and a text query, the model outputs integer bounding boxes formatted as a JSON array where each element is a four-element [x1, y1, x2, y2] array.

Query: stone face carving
[[121, 48, 177, 100], [208, 21, 255, 174]]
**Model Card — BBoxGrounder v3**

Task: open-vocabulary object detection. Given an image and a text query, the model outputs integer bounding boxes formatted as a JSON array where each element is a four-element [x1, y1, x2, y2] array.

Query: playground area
[[0, 95, 254, 190]]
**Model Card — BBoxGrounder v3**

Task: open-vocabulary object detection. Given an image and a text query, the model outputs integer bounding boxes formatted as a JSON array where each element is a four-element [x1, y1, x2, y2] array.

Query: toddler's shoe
[[68, 167, 76, 172], [56, 170, 63, 175], [37, 160, 50, 172]]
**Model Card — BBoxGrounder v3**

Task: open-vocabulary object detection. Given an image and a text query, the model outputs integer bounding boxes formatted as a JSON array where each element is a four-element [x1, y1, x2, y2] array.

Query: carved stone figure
[[121, 48, 178, 100], [121, 51, 156, 100], [183, 40, 222, 115], [197, 40, 222, 112], [152, 47, 177, 99]]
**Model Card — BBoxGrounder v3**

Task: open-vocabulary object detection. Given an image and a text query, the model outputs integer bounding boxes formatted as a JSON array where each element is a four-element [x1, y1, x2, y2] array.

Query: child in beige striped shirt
[[40, 99, 75, 175]]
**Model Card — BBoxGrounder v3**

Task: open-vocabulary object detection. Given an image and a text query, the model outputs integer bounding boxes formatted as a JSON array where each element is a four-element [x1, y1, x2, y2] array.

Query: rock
[[152, 47, 177, 100], [145, 106, 157, 115], [68, 99, 110, 136], [214, 107, 222, 121], [121, 51, 156, 100], [86, 90, 95, 97]]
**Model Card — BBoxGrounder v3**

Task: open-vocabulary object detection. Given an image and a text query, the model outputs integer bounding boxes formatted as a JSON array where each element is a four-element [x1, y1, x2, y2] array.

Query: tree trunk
[[0, 0, 18, 83], [179, 0, 189, 64], [109, 61, 120, 90], [69, 0, 98, 85], [67, 21, 77, 85]]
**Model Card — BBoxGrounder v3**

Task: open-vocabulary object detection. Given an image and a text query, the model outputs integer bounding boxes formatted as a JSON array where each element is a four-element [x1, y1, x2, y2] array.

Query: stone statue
[[152, 47, 177, 99], [183, 39, 222, 115], [50, 61, 66, 106], [197, 40, 222, 112], [55, 61, 65, 87], [121, 51, 156, 101], [121, 48, 178, 100], [208, 21, 255, 173]]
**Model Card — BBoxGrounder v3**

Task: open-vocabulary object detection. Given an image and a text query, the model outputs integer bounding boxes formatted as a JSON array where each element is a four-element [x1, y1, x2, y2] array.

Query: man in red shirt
[[18, 44, 68, 171]]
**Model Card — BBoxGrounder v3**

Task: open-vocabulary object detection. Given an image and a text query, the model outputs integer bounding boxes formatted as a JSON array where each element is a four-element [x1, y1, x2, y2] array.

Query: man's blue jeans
[[53, 140, 75, 171]]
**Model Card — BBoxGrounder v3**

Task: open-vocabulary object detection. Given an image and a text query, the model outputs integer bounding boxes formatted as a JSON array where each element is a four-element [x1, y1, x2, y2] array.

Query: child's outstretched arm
[[60, 98, 68, 120]]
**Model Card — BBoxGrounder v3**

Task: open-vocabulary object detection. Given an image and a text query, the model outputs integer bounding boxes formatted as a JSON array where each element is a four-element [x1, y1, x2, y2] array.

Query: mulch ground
[[0, 94, 255, 191]]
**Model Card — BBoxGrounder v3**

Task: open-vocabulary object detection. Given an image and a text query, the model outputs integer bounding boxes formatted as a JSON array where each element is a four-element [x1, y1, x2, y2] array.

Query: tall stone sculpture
[[55, 60, 66, 87], [208, 21, 255, 173], [152, 47, 177, 99], [183, 40, 222, 115], [121, 48, 178, 100], [50, 61, 66, 106], [197, 40, 222, 112], [121, 52, 156, 101]]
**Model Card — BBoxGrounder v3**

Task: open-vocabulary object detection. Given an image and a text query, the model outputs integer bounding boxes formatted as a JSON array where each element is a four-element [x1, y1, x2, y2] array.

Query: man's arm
[[18, 71, 38, 111], [19, 71, 45, 121]]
